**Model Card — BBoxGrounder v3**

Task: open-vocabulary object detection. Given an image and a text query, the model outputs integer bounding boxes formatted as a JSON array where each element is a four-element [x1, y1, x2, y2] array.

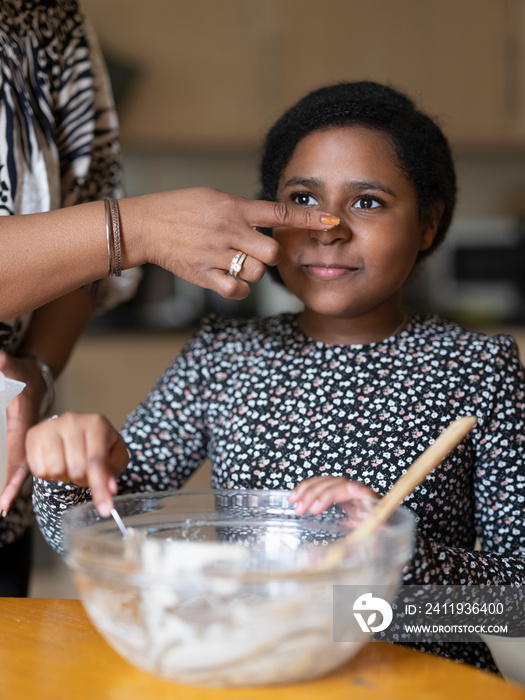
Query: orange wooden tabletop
[[0, 597, 524, 700]]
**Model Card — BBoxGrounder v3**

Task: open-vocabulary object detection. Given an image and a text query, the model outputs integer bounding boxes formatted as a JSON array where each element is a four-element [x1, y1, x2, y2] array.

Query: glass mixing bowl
[[63, 489, 414, 686]]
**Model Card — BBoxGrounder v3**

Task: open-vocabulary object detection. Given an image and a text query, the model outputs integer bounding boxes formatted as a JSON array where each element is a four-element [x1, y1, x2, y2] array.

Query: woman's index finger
[[243, 200, 339, 231]]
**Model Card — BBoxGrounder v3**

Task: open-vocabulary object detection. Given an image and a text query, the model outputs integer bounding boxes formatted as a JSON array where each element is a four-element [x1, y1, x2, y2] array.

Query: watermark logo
[[335, 585, 525, 642], [352, 592, 393, 633]]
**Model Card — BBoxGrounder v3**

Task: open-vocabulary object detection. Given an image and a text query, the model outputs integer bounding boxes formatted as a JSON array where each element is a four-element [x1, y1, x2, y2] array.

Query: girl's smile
[[304, 264, 358, 280], [273, 126, 440, 345]]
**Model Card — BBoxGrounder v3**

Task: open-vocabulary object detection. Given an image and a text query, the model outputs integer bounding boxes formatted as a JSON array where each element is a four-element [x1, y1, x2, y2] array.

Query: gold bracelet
[[104, 199, 115, 276], [109, 198, 122, 277], [104, 198, 122, 277]]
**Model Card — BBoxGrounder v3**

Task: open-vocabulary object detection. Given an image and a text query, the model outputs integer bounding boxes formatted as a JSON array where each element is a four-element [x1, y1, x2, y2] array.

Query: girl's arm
[[293, 336, 525, 587], [291, 474, 525, 586], [28, 324, 212, 553], [405, 532, 525, 586], [408, 335, 525, 586]]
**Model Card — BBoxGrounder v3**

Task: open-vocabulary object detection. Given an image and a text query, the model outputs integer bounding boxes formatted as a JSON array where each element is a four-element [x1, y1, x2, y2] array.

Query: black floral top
[[33, 313, 525, 670]]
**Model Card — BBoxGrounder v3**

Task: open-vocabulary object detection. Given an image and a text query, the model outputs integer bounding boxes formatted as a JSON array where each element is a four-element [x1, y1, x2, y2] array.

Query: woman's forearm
[[1, 201, 136, 318], [0, 289, 98, 513]]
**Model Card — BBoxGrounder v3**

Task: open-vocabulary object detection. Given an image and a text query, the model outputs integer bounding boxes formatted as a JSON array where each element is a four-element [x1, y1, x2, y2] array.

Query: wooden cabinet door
[[270, 0, 524, 148], [83, 0, 525, 148], [83, 0, 264, 147]]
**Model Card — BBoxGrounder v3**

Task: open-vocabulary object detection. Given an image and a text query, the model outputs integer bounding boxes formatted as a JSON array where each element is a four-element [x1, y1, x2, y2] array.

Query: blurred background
[[31, 0, 525, 594]]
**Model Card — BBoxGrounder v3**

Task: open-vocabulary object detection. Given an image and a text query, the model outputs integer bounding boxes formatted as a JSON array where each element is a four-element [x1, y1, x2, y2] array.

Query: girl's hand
[[289, 476, 378, 515], [25, 412, 129, 517]]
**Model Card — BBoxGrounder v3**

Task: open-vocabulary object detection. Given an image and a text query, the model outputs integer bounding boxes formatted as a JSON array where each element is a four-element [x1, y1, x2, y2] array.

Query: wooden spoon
[[318, 415, 478, 571], [239, 416, 478, 583]]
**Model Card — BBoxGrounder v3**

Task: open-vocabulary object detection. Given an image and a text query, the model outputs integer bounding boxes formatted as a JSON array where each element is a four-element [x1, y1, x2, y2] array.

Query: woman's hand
[[121, 188, 339, 300], [0, 351, 46, 514], [289, 476, 378, 515], [25, 412, 129, 517]]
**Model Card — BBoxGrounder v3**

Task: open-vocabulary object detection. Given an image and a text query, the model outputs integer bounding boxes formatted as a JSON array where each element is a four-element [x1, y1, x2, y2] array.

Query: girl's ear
[[419, 201, 445, 252]]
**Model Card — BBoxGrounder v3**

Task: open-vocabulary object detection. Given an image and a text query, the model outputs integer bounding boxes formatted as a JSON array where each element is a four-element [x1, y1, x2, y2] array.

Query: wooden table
[[1, 598, 524, 700]]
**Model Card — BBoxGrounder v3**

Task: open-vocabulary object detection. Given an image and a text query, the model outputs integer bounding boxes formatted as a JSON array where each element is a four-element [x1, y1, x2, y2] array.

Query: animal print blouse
[[0, 0, 137, 545]]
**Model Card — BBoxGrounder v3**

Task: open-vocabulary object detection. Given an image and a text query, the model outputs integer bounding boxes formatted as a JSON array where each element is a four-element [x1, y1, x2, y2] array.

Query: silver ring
[[228, 251, 247, 278]]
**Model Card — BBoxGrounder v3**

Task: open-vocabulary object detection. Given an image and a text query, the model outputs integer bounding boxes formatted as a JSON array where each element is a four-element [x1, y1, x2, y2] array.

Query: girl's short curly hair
[[259, 81, 456, 261]]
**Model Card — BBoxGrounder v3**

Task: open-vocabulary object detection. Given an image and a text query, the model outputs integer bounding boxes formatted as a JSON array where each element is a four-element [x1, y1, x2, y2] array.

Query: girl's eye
[[291, 192, 318, 207], [354, 196, 381, 210]]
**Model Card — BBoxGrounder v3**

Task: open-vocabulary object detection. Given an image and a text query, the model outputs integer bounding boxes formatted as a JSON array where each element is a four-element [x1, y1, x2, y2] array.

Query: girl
[[26, 81, 525, 671]]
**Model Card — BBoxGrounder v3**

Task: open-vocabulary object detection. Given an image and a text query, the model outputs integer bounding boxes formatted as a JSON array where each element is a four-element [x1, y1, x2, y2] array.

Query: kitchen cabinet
[[82, 0, 265, 148], [82, 0, 525, 148], [275, 0, 525, 149]]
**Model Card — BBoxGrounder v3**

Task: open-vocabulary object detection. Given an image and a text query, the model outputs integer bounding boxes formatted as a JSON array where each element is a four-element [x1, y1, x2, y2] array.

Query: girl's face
[[274, 126, 440, 344]]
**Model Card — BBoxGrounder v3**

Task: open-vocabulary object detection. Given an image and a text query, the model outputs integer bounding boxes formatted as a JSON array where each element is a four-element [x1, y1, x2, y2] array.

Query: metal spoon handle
[[110, 507, 134, 543]]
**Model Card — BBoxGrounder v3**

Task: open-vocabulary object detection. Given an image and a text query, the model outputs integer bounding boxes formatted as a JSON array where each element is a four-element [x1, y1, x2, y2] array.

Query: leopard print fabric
[[0, 0, 124, 544]]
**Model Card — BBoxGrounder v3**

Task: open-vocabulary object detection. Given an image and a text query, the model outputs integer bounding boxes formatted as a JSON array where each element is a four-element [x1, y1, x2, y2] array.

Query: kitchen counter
[[1, 598, 524, 700]]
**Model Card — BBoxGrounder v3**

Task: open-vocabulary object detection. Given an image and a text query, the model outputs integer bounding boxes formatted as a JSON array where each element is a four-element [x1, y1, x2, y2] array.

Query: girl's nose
[[311, 220, 351, 245]]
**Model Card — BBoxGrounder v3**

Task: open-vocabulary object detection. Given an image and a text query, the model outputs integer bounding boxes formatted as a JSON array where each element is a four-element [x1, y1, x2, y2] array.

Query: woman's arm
[[0, 288, 96, 512], [0, 191, 339, 319]]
